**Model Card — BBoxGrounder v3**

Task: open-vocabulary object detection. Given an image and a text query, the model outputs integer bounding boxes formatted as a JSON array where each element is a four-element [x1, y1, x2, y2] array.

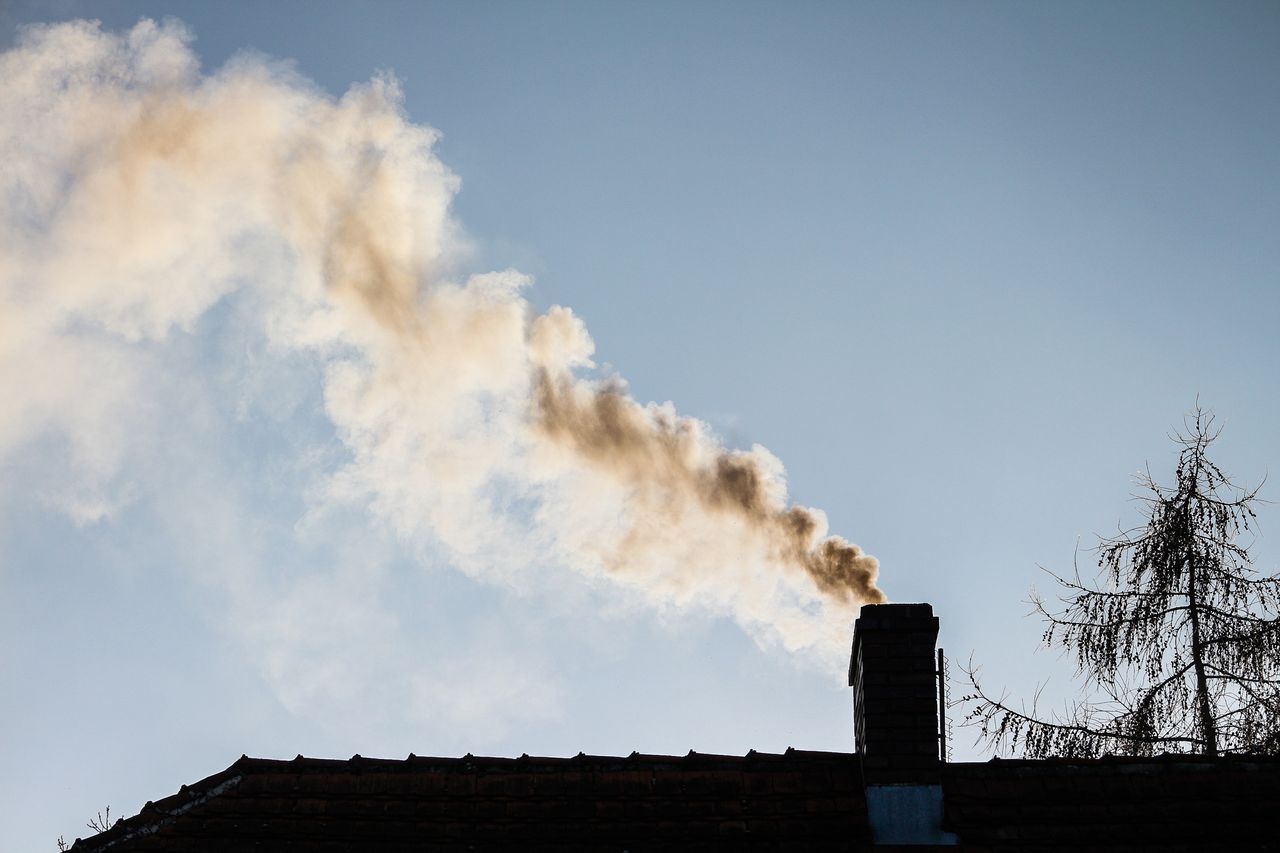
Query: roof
[[67, 750, 1280, 851], [942, 753, 1280, 850], [68, 749, 871, 852]]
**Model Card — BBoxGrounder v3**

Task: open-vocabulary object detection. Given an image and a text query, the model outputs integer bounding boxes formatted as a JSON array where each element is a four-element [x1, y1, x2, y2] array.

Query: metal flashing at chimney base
[[866, 784, 959, 845]]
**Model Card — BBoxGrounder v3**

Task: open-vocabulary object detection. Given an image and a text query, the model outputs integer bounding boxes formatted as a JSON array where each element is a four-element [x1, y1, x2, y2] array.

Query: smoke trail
[[533, 369, 881, 604], [0, 19, 882, 658]]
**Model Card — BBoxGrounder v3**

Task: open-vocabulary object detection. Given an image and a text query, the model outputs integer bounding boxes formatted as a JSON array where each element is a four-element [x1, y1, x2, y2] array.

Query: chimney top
[[852, 602, 936, 630], [848, 603, 938, 686]]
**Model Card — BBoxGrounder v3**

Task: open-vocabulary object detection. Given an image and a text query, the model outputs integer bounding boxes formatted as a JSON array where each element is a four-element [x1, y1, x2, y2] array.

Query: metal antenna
[[937, 647, 950, 762]]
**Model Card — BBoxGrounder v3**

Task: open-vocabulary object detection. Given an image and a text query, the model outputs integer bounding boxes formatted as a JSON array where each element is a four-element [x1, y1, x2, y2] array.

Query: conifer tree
[[965, 406, 1280, 757]]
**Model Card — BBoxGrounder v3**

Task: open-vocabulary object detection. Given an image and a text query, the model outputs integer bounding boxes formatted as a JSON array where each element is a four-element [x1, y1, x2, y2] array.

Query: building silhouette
[[70, 604, 1280, 850]]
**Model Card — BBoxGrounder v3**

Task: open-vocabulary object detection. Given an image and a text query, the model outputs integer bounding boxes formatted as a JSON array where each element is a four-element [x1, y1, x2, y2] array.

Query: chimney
[[849, 603, 941, 782], [850, 603, 956, 845]]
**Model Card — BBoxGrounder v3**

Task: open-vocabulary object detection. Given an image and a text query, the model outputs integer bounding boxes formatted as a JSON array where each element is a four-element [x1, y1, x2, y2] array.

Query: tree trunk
[[1184, 492, 1219, 755]]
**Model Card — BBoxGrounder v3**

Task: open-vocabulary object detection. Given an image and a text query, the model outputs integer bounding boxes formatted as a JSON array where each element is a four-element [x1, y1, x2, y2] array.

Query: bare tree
[[964, 406, 1280, 757], [55, 806, 112, 851], [86, 807, 113, 835]]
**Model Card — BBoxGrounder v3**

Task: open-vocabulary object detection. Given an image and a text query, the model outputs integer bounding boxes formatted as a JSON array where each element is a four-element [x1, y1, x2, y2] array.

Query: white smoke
[[0, 19, 881, 674]]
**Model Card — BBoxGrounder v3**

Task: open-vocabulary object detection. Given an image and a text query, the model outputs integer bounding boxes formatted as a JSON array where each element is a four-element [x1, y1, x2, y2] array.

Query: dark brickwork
[[848, 603, 940, 783]]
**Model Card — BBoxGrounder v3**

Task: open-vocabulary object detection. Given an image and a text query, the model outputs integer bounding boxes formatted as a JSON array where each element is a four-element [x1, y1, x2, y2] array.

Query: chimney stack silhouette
[[849, 603, 942, 783]]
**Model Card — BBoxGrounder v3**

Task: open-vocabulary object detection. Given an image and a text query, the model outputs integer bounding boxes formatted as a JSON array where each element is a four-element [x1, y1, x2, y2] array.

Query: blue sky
[[2, 2, 1278, 849]]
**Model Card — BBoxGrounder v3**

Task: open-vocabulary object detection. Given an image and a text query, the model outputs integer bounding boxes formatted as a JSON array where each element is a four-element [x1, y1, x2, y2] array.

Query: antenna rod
[[937, 647, 947, 762]]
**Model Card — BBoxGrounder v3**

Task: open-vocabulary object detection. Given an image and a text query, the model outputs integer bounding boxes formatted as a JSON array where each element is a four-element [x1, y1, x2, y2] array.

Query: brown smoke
[[1, 18, 886, 666], [534, 369, 884, 604]]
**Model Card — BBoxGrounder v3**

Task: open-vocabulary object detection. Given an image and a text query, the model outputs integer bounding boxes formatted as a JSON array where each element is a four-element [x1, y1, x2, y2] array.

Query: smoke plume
[[534, 370, 881, 604], [0, 20, 883, 659]]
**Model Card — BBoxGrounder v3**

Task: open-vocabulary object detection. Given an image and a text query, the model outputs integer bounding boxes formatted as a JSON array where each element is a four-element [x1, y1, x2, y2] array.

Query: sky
[[2, 1, 1278, 849]]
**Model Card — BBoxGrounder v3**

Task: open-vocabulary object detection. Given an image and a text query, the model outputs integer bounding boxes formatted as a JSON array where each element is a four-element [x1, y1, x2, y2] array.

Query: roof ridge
[[70, 771, 244, 851], [233, 748, 855, 767]]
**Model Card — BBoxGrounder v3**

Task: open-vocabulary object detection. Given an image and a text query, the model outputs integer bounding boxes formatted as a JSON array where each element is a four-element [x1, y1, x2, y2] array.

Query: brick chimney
[[848, 603, 941, 782], [850, 603, 956, 845]]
